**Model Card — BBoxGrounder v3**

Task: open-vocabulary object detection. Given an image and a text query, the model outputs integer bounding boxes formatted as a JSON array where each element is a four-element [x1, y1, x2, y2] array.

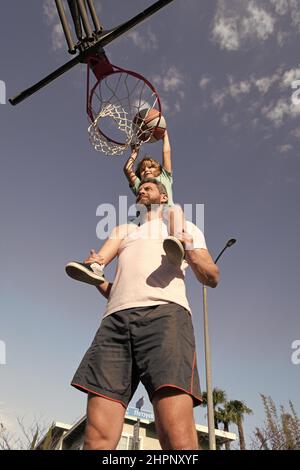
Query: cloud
[[269, 0, 290, 15], [152, 67, 185, 92], [206, 77, 253, 108], [211, 90, 227, 108], [212, 15, 241, 51], [51, 23, 65, 51], [290, 126, 300, 138], [197, 63, 300, 133], [211, 0, 300, 50], [261, 98, 300, 126], [151, 67, 186, 114], [221, 112, 234, 125], [43, 0, 65, 51], [198, 62, 300, 127], [211, 0, 276, 51], [43, 0, 57, 23], [199, 77, 212, 90], [253, 72, 281, 94], [126, 29, 158, 52], [289, 0, 300, 31], [244, 2, 275, 40], [278, 143, 293, 152], [281, 67, 300, 88], [228, 76, 252, 99], [154, 67, 185, 93], [159, 97, 170, 114]]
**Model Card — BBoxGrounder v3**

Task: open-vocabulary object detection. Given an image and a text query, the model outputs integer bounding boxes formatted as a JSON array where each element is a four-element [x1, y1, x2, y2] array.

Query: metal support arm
[[9, 0, 176, 106]]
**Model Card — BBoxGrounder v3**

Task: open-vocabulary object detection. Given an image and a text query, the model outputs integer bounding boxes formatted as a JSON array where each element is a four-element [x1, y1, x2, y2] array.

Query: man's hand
[[175, 231, 194, 250], [84, 249, 105, 265], [183, 242, 220, 288]]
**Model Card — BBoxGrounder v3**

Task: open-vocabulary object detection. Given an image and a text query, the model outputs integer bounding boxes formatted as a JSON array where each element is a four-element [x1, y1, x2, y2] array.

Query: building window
[[117, 434, 141, 450]]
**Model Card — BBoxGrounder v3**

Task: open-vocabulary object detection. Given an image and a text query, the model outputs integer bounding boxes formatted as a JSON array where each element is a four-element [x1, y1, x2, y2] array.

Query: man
[[70, 179, 219, 450]]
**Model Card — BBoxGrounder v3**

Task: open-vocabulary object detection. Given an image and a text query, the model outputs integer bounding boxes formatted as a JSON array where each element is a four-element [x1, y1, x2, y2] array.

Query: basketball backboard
[[9, 0, 176, 106]]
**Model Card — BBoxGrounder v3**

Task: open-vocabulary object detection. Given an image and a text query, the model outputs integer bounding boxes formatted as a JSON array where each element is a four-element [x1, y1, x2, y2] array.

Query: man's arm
[[177, 232, 220, 288], [186, 249, 220, 288], [123, 146, 139, 186], [162, 130, 172, 173]]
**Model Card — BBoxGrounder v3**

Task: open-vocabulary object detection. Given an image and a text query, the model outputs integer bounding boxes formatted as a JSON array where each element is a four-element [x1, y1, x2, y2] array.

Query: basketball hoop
[[86, 55, 162, 156]]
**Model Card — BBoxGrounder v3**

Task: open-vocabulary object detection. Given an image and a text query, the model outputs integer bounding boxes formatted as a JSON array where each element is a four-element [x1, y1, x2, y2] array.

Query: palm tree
[[215, 404, 235, 450], [226, 400, 252, 450], [201, 388, 227, 429]]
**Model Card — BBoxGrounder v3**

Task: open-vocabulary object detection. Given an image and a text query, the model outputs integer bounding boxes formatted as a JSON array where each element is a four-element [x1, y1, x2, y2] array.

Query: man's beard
[[135, 201, 161, 214], [136, 195, 161, 207]]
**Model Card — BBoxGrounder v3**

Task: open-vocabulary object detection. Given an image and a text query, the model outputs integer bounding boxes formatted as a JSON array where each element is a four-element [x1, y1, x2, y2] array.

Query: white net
[[87, 70, 160, 156], [88, 104, 133, 156]]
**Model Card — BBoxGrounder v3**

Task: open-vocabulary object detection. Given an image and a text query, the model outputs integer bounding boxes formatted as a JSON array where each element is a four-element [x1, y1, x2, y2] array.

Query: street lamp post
[[203, 238, 236, 450], [132, 396, 144, 450]]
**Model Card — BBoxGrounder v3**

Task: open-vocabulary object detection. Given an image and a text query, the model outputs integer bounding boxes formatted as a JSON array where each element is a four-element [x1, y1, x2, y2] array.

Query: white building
[[36, 408, 236, 450]]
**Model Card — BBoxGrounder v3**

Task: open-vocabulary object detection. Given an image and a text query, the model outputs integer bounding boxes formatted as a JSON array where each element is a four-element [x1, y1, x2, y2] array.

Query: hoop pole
[[55, 0, 76, 54], [86, 0, 103, 33], [77, 0, 94, 40], [9, 55, 82, 106], [67, 0, 83, 40], [9, 0, 176, 106]]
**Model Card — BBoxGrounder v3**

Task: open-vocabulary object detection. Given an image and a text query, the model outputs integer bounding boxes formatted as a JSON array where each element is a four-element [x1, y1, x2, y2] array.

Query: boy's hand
[[84, 249, 105, 265], [130, 144, 140, 159]]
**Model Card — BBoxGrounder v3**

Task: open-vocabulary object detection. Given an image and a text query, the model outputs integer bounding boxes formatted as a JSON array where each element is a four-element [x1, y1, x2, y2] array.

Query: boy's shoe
[[163, 236, 185, 265], [65, 262, 105, 286]]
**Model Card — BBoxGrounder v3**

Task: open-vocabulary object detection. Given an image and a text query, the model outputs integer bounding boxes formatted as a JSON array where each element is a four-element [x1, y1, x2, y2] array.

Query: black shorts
[[71, 303, 202, 408]]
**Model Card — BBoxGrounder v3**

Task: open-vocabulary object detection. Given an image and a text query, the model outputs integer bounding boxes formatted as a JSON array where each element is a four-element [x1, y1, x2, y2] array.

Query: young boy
[[65, 129, 185, 285], [124, 130, 174, 206]]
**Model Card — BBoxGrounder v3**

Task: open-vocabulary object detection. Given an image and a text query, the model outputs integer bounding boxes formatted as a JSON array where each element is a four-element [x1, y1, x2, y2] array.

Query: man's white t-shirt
[[104, 218, 207, 317]]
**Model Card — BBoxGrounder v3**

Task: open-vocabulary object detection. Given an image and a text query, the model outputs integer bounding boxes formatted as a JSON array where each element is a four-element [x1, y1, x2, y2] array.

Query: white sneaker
[[65, 262, 105, 286], [163, 236, 185, 265]]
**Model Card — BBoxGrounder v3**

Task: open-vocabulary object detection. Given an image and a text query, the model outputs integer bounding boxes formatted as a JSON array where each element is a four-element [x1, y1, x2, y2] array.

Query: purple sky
[[1, 0, 300, 447]]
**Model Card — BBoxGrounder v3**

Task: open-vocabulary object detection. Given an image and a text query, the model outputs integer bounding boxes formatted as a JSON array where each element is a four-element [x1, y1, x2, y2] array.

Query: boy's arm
[[162, 130, 172, 173], [123, 146, 139, 186], [96, 281, 113, 299]]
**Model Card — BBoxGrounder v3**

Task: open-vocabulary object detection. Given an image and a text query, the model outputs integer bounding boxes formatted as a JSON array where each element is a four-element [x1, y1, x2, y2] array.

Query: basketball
[[134, 108, 166, 142]]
